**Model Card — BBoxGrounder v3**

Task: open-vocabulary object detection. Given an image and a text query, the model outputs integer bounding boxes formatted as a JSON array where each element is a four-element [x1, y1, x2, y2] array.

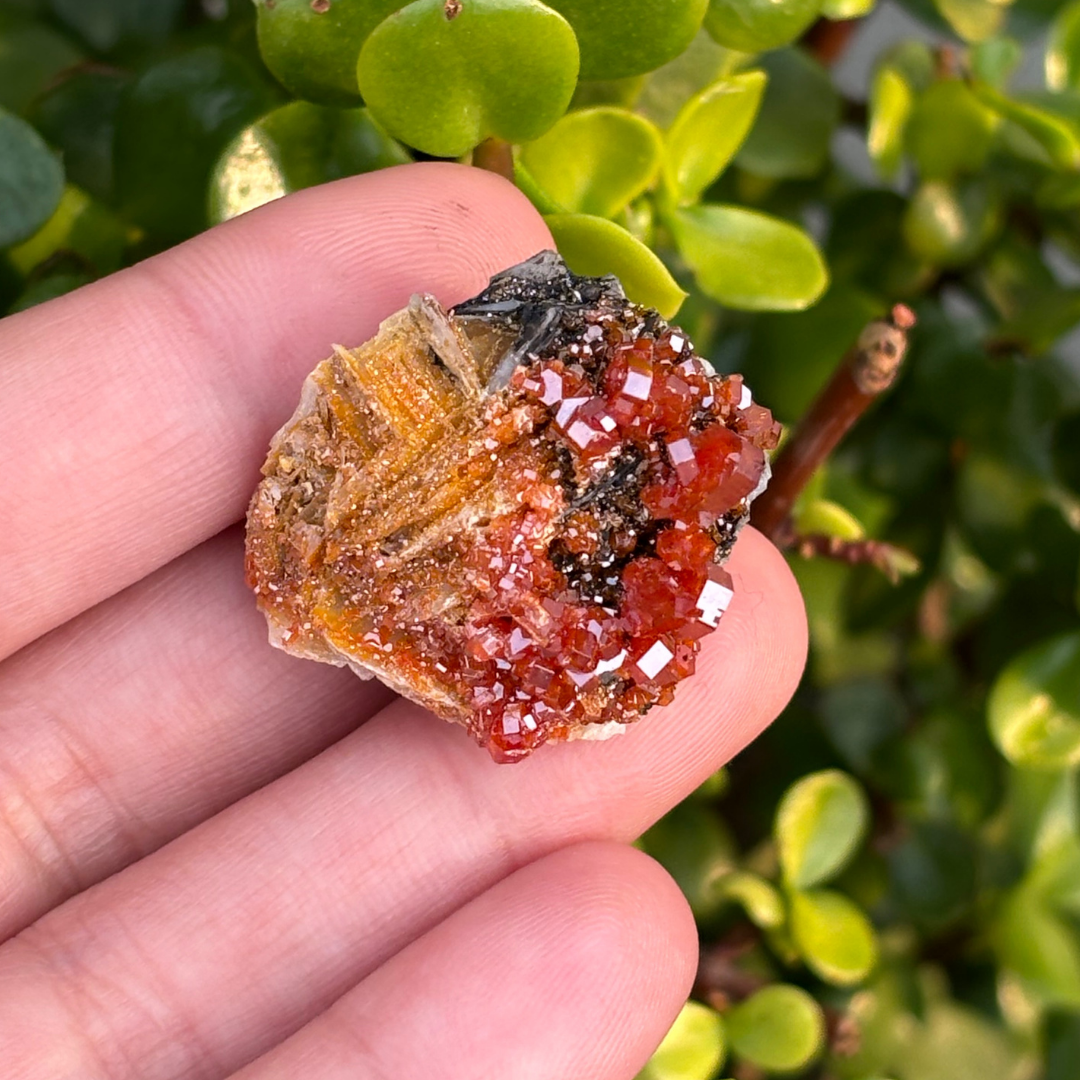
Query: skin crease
[[0, 164, 807, 1080]]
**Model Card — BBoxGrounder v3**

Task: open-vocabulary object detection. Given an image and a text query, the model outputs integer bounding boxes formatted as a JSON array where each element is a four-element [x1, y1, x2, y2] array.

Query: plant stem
[[751, 304, 916, 542], [472, 137, 514, 182], [781, 532, 920, 583], [803, 17, 860, 67]]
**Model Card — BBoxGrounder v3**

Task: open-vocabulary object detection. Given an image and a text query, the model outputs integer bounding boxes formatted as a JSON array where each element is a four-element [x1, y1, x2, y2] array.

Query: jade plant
[[2, 0, 1080, 1077]]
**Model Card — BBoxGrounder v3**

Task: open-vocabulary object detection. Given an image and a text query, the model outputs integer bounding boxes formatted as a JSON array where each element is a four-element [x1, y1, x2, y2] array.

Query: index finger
[[0, 163, 552, 660]]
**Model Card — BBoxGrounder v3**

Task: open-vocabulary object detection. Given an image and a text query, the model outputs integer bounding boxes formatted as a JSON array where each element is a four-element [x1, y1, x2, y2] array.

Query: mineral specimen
[[245, 252, 779, 762]]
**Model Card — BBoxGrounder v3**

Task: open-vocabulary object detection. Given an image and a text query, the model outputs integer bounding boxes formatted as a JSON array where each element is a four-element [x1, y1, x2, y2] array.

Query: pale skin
[[0, 163, 807, 1079]]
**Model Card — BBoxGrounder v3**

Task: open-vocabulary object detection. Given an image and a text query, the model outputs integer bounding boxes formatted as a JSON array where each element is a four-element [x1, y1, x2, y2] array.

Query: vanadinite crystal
[[245, 252, 780, 762]]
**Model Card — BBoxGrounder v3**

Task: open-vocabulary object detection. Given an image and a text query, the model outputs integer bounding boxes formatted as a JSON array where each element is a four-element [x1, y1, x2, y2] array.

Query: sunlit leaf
[[358, 0, 579, 157], [1047, 0, 1080, 92], [670, 204, 828, 311], [776, 769, 870, 888], [821, 0, 876, 15], [546, 212, 688, 318], [663, 70, 766, 205], [868, 66, 913, 179], [209, 102, 409, 224], [973, 83, 1080, 170], [789, 888, 879, 985], [520, 107, 663, 218], [989, 631, 1080, 770], [636, 1001, 727, 1080], [902, 178, 1000, 267], [934, 0, 1007, 42], [971, 36, 1022, 88], [906, 80, 998, 180], [724, 985, 825, 1072], [713, 870, 786, 928], [797, 499, 868, 541], [0, 105, 63, 248]]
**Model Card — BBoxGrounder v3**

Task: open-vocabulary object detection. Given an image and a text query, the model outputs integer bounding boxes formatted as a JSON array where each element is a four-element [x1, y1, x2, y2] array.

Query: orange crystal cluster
[[245, 253, 779, 762]]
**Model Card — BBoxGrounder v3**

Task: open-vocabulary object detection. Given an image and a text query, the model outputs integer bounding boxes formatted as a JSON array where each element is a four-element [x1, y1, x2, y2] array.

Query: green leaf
[[735, 47, 839, 179], [973, 83, 1080, 170], [703, 0, 822, 53], [971, 36, 1022, 88], [113, 46, 275, 244], [0, 8, 83, 115], [1048, 0, 1080, 92], [724, 985, 825, 1073], [8, 269, 93, 313], [519, 107, 662, 218], [906, 80, 998, 180], [902, 179, 1000, 268], [7, 184, 127, 276], [636, 1001, 727, 1080], [545, 212, 688, 319], [988, 631, 1080, 770], [868, 66, 913, 179], [671, 204, 828, 311], [775, 768, 870, 888], [358, 0, 579, 157], [28, 70, 128, 203], [789, 888, 879, 985], [713, 870, 786, 928], [0, 106, 63, 249], [638, 802, 736, 919], [47, 0, 184, 53], [821, 0, 876, 16], [255, 0, 401, 107], [934, 0, 1007, 42], [663, 70, 766, 205], [994, 885, 1080, 1009], [796, 499, 867, 541], [544, 0, 709, 81], [210, 102, 410, 224]]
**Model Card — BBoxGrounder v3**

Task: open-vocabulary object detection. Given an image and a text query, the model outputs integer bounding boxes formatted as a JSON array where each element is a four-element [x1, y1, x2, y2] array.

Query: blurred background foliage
[[2, 0, 1080, 1076]]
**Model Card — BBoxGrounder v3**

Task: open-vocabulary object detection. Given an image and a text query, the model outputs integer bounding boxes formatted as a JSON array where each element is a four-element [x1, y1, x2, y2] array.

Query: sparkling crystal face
[[245, 253, 779, 762]]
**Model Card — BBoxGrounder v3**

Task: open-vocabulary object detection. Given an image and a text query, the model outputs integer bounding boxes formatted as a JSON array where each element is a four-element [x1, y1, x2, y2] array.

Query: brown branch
[[782, 532, 921, 584], [751, 304, 916, 542], [472, 137, 514, 181], [803, 17, 861, 67]]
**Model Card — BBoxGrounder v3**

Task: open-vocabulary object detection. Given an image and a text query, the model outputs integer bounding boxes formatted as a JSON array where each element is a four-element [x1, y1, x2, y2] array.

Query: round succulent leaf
[[635, 30, 737, 129], [821, 0, 876, 16], [713, 870, 786, 929], [28, 70, 128, 203], [775, 768, 870, 888], [670, 204, 828, 312], [255, 0, 402, 107], [0, 106, 63, 249], [635, 1000, 727, 1080], [902, 179, 1000, 268], [703, 0, 822, 53], [1048, 1, 1080, 92], [974, 83, 1080, 170], [789, 888, 879, 986], [796, 499, 867, 541], [637, 801, 737, 919], [546, 212, 688, 320], [7, 184, 127, 276], [0, 8, 84, 115], [935, 0, 1007, 42], [663, 69, 767, 206], [114, 46, 276, 244], [358, 0, 579, 157], [868, 66, 913, 179], [210, 101, 410, 223], [971, 36, 1023, 88], [906, 80, 998, 180], [47, 0, 184, 53], [724, 985, 825, 1073], [735, 47, 839, 180], [544, 0, 709, 81], [519, 107, 663, 219], [988, 631, 1080, 770], [994, 885, 1080, 1008]]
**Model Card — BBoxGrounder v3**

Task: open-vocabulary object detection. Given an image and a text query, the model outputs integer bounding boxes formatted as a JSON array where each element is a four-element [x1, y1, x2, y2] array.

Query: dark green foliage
[[3, 0, 1080, 1076]]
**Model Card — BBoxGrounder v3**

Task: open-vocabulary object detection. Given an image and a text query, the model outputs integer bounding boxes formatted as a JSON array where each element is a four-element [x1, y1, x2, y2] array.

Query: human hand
[[0, 163, 806, 1080]]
